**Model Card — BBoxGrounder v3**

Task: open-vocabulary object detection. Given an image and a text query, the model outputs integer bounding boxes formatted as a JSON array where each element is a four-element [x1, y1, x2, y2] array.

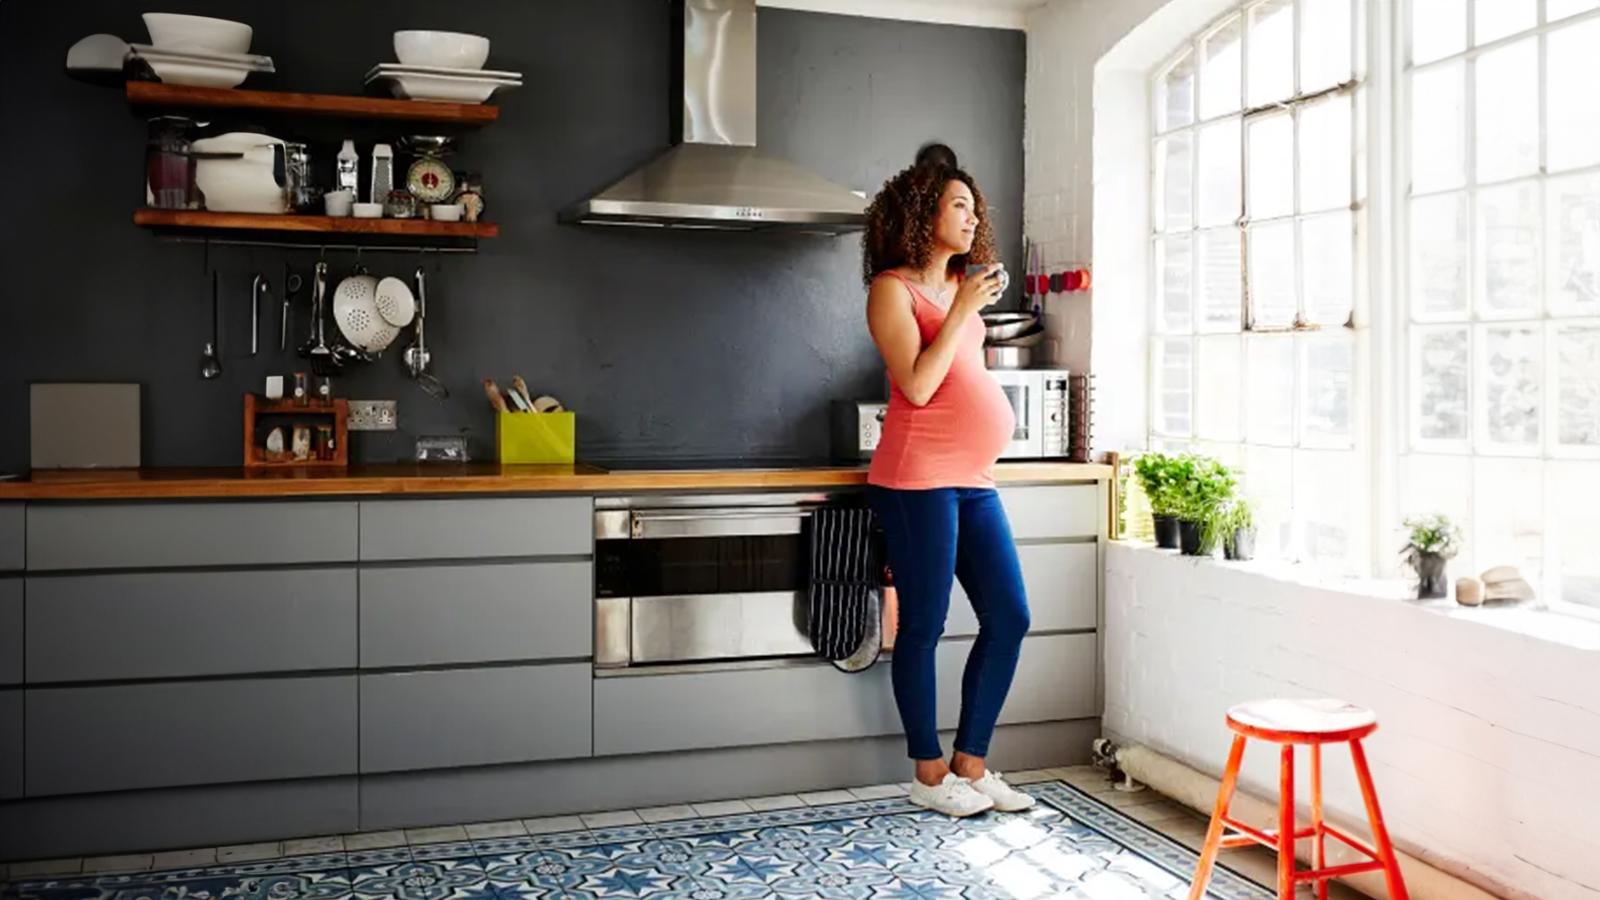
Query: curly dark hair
[[861, 143, 997, 286]]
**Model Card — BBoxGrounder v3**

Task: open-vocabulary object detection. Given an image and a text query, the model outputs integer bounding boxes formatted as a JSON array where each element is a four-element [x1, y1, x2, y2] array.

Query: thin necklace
[[908, 266, 952, 304]]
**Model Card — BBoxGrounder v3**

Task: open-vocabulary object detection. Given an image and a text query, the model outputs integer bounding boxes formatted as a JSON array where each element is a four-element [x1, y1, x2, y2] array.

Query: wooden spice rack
[[243, 394, 349, 469]]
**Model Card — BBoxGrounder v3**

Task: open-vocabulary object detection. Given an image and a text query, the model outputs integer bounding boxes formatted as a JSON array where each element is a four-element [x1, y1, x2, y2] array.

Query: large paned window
[[1150, 0, 1367, 570], [1401, 0, 1600, 609]]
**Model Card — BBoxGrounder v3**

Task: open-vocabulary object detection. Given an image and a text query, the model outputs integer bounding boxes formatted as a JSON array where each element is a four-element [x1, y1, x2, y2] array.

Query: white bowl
[[324, 190, 353, 217], [143, 13, 252, 55], [394, 30, 489, 70], [428, 204, 463, 222], [352, 202, 384, 219]]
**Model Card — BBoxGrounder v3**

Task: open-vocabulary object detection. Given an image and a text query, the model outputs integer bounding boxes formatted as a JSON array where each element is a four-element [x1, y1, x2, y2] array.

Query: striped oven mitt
[[807, 505, 881, 662]]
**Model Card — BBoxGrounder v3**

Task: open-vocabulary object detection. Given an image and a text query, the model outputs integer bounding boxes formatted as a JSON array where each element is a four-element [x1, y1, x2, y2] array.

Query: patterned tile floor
[[0, 768, 1360, 900]]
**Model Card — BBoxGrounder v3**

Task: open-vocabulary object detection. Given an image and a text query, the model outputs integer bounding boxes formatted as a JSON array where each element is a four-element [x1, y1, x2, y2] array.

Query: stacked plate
[[364, 63, 521, 104], [130, 43, 275, 89]]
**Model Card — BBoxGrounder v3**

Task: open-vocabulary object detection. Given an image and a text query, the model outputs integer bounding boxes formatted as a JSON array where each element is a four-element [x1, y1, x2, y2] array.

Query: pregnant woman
[[862, 143, 1033, 818]]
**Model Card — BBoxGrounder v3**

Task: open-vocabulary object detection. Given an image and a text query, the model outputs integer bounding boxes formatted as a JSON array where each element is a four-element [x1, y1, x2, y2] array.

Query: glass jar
[[145, 116, 198, 209]]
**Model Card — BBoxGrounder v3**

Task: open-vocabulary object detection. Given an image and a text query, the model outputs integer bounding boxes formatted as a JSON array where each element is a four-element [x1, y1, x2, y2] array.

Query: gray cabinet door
[[0, 689, 19, 799], [359, 498, 593, 561], [26, 501, 358, 571], [0, 504, 21, 572], [0, 579, 20, 685], [359, 664, 592, 773], [999, 485, 1102, 540], [946, 542, 1097, 638], [25, 676, 357, 796], [361, 562, 591, 668], [594, 662, 900, 757], [934, 632, 1097, 728], [26, 569, 357, 683]]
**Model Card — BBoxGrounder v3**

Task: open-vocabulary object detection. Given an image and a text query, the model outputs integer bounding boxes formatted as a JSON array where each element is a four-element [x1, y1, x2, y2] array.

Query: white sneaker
[[908, 773, 995, 818], [969, 770, 1035, 812]]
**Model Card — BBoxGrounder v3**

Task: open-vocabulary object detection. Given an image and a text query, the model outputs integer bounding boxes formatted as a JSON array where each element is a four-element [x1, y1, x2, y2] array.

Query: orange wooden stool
[[1187, 699, 1409, 900]]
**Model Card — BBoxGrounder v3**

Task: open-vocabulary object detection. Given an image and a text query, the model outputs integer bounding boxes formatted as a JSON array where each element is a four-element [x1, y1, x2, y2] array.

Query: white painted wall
[[1105, 542, 1600, 899], [1024, 0, 1238, 454]]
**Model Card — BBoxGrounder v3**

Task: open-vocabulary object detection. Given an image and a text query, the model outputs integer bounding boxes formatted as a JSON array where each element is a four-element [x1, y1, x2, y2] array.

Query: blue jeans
[[868, 486, 1030, 760]]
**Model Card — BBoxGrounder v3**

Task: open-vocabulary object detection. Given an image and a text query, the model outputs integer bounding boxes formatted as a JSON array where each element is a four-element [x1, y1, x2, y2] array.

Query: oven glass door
[[595, 509, 814, 667]]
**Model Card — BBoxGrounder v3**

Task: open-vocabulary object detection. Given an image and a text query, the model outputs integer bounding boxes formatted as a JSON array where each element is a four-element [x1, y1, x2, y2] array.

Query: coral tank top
[[867, 270, 1016, 490]]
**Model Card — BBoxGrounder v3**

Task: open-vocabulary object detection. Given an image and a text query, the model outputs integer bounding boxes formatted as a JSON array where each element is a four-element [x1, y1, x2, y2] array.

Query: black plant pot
[[1225, 527, 1256, 561], [1178, 520, 1209, 556], [1412, 552, 1448, 599], [1153, 514, 1180, 549]]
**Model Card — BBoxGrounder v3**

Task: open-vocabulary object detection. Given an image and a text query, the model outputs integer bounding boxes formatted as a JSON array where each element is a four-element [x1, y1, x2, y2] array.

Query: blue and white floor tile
[[1, 781, 1275, 900]]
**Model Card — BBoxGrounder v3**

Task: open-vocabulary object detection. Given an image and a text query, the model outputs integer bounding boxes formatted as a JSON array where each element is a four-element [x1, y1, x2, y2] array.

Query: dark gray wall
[[0, 1, 1024, 469]]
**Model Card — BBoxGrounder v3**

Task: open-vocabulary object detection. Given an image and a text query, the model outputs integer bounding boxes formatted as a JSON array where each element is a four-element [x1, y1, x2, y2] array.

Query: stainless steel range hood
[[559, 0, 868, 234]]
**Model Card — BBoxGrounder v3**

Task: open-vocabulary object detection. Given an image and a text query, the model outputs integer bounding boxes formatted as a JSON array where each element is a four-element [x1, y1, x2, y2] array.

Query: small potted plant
[[1221, 499, 1257, 561], [1133, 452, 1183, 549], [1176, 455, 1235, 557], [1401, 513, 1462, 599]]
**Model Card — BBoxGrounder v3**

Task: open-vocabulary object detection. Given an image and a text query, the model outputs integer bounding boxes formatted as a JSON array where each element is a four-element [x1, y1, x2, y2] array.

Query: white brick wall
[[1105, 542, 1600, 899]]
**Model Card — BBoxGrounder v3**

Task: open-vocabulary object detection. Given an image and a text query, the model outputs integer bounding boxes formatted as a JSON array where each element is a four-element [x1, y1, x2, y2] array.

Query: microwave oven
[[832, 368, 1071, 461]]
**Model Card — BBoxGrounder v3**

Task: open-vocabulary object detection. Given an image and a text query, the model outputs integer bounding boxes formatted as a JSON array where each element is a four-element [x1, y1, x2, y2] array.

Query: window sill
[[1110, 540, 1600, 653]]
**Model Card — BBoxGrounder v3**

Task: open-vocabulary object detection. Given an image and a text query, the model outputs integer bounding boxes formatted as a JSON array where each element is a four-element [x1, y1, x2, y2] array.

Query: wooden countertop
[[0, 461, 1112, 500]]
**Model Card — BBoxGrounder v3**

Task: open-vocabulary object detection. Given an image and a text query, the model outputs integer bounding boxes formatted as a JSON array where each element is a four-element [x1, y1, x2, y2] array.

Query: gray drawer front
[[0, 579, 20, 685], [935, 632, 1097, 727], [26, 569, 357, 683], [359, 497, 593, 561], [594, 662, 899, 757], [361, 562, 591, 668], [946, 542, 1097, 638], [0, 504, 21, 571], [999, 485, 1102, 540], [360, 664, 591, 773], [593, 633, 1093, 757], [25, 676, 357, 796], [0, 689, 19, 799], [26, 502, 358, 571]]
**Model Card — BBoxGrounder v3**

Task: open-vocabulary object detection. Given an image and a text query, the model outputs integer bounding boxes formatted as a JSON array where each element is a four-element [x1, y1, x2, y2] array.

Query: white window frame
[[1146, 0, 1372, 571], [1395, 0, 1600, 616]]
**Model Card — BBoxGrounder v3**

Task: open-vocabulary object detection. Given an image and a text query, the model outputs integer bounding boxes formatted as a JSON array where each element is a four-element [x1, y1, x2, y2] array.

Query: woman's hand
[[953, 264, 1005, 316]]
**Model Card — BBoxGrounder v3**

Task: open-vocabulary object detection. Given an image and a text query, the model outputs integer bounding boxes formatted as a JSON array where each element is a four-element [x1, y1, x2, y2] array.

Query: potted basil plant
[[1133, 452, 1183, 549], [1176, 455, 1235, 557]]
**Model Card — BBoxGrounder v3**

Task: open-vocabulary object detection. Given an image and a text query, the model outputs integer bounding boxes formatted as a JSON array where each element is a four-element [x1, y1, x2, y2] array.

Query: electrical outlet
[[349, 400, 397, 431]]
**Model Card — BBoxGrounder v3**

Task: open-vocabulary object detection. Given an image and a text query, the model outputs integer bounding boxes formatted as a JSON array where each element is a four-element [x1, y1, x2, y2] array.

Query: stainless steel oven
[[593, 491, 865, 671]]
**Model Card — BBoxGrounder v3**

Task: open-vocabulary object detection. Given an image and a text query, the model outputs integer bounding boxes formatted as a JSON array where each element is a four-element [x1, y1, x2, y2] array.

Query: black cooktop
[[594, 457, 859, 471]]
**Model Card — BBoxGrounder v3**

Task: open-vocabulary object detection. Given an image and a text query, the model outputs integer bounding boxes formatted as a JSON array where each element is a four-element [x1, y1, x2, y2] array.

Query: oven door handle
[[629, 508, 811, 539]]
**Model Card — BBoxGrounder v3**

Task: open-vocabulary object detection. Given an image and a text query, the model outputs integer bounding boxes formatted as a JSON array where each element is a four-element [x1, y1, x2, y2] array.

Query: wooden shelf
[[127, 81, 498, 126], [134, 209, 498, 239]]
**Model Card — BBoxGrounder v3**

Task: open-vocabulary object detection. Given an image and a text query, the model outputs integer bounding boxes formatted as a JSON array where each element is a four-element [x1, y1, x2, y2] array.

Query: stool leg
[[1187, 735, 1247, 900], [1278, 744, 1295, 900], [1350, 739, 1410, 900], [1312, 743, 1327, 900]]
